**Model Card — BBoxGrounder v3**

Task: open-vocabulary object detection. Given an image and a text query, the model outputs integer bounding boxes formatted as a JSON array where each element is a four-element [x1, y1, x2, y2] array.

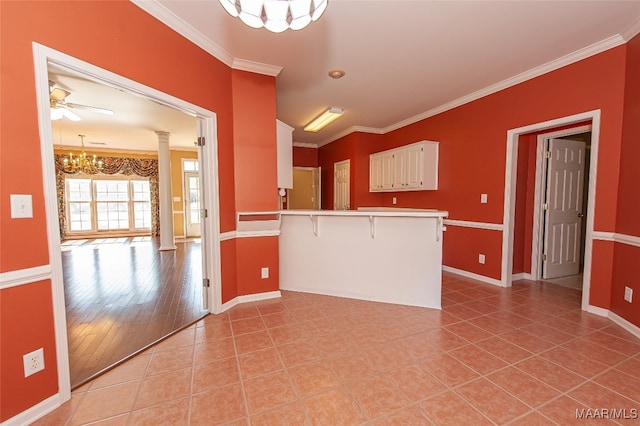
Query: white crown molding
[[317, 125, 384, 147], [232, 58, 282, 77], [383, 34, 626, 135], [621, 16, 640, 41], [292, 142, 318, 149], [131, 0, 281, 77]]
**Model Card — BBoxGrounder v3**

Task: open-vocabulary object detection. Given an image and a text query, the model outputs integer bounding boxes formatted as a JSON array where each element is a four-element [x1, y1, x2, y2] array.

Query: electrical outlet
[[624, 286, 633, 303], [23, 348, 45, 377], [478, 254, 486, 264], [480, 194, 488, 204], [392, 197, 397, 205], [261, 267, 269, 279]]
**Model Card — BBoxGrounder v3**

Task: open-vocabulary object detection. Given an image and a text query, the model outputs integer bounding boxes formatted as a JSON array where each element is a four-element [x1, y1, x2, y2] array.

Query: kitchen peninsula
[[279, 209, 448, 309]]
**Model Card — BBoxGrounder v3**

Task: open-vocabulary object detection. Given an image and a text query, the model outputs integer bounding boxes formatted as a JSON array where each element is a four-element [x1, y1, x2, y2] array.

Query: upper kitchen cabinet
[[369, 141, 438, 192], [276, 119, 294, 189]]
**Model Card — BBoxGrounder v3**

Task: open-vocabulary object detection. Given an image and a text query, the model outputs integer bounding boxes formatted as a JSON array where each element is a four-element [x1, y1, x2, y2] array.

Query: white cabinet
[[369, 141, 438, 192], [276, 119, 294, 189]]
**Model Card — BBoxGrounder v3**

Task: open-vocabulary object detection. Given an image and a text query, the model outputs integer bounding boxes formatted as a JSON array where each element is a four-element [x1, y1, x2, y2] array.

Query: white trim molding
[[442, 266, 503, 287], [219, 230, 281, 242], [1, 394, 60, 426], [232, 58, 282, 77], [443, 219, 504, 231], [218, 291, 282, 314], [592, 231, 640, 248], [608, 311, 640, 340], [0, 265, 52, 290]]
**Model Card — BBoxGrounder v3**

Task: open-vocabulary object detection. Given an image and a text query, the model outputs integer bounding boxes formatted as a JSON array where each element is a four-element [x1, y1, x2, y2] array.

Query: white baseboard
[[442, 265, 503, 287], [237, 290, 282, 304], [218, 291, 282, 314], [512, 272, 535, 281], [1, 394, 60, 426], [586, 304, 610, 317], [608, 311, 640, 340]]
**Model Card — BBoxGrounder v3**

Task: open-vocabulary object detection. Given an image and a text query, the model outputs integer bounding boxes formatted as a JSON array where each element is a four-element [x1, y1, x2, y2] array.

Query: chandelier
[[219, 0, 328, 33], [62, 135, 103, 174]]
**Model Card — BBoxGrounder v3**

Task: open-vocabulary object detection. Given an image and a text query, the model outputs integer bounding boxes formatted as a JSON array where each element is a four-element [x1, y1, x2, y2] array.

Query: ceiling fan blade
[[50, 87, 70, 102], [61, 107, 81, 122], [65, 102, 114, 116]]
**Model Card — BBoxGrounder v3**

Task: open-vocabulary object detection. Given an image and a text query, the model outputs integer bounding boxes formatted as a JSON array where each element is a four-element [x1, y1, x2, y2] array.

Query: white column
[[157, 131, 176, 251]]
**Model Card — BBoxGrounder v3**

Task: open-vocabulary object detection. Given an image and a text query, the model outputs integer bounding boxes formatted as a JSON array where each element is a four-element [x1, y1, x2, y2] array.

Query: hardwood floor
[[62, 236, 208, 388]]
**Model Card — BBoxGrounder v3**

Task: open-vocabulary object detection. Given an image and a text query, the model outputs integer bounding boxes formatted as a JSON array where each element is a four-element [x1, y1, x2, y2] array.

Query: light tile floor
[[33, 273, 640, 425]]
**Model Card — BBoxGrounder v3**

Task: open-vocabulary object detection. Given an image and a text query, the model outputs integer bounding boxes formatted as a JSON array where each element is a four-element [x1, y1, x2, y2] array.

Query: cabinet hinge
[[545, 151, 551, 159], [542, 254, 547, 261], [203, 278, 210, 288], [200, 209, 208, 218], [196, 136, 206, 147]]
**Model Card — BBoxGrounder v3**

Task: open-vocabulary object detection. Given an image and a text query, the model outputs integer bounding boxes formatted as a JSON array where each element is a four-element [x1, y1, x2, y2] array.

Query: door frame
[[288, 166, 321, 210], [502, 110, 601, 312], [531, 125, 592, 282], [33, 43, 222, 405], [333, 159, 350, 210]]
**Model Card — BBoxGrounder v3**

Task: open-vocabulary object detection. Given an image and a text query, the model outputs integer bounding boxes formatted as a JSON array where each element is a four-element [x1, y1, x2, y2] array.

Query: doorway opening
[[538, 131, 591, 290], [503, 110, 601, 312], [287, 167, 321, 210], [34, 43, 221, 401]]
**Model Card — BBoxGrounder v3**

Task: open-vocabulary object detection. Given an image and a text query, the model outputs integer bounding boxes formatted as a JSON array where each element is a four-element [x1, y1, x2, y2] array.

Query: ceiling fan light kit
[[49, 80, 114, 121], [219, 0, 328, 33]]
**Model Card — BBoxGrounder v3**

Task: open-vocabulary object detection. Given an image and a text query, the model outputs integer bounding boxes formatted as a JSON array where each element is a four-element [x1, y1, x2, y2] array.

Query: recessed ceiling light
[[328, 69, 345, 79]]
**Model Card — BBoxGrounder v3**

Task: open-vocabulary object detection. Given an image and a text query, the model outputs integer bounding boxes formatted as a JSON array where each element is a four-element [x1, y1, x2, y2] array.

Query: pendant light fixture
[[219, 0, 328, 33]]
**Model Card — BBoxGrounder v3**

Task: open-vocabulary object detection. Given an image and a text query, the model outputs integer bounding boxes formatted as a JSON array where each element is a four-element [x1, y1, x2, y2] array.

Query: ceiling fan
[[49, 80, 114, 121]]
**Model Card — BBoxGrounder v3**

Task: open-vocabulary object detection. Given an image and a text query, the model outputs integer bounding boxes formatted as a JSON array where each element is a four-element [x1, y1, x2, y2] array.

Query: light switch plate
[[261, 267, 269, 279], [478, 254, 486, 264], [624, 286, 633, 303], [481, 194, 488, 204], [10, 194, 33, 218]]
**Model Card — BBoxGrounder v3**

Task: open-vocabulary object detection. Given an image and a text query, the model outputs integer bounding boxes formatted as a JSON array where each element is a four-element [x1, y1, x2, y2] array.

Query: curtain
[[55, 155, 160, 239]]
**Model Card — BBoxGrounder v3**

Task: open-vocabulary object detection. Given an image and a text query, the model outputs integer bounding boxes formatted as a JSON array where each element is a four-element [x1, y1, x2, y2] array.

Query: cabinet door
[[406, 144, 424, 189], [392, 149, 407, 189], [369, 154, 382, 192], [380, 152, 395, 190]]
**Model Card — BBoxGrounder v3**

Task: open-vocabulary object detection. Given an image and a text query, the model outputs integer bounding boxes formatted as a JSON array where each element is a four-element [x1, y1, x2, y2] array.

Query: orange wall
[[319, 46, 627, 295], [236, 236, 280, 296], [293, 146, 318, 167], [0, 281, 58, 420], [319, 132, 383, 210], [610, 33, 640, 326], [0, 0, 278, 420]]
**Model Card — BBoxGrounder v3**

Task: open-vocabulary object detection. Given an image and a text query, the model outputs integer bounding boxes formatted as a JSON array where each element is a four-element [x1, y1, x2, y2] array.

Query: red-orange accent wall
[[293, 146, 318, 168], [0, 281, 58, 420], [610, 33, 640, 326], [319, 132, 383, 210]]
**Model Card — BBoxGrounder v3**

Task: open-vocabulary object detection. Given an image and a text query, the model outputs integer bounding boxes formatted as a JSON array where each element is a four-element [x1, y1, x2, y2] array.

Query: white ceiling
[[51, 0, 640, 152]]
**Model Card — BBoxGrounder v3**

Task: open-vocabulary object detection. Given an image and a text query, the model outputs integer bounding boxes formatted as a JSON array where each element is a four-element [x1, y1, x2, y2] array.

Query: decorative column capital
[[155, 131, 170, 145]]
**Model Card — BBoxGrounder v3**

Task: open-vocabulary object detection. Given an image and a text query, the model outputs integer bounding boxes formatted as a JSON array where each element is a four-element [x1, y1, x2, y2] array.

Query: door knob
[[578, 213, 584, 218]]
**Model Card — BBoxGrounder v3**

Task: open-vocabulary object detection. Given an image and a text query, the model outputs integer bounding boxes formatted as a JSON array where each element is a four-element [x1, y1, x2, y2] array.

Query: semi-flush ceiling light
[[304, 107, 343, 132], [219, 0, 328, 33]]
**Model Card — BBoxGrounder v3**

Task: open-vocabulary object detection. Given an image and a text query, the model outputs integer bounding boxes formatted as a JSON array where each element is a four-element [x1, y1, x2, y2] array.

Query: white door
[[185, 171, 201, 237], [334, 159, 350, 210], [542, 138, 586, 279]]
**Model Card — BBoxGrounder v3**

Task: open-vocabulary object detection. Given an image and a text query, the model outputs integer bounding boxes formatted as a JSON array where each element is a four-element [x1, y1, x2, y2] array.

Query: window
[[65, 177, 151, 234], [183, 159, 199, 171]]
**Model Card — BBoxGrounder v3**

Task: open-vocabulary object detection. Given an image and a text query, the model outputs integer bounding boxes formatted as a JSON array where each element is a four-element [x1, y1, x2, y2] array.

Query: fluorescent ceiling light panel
[[304, 107, 343, 132]]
